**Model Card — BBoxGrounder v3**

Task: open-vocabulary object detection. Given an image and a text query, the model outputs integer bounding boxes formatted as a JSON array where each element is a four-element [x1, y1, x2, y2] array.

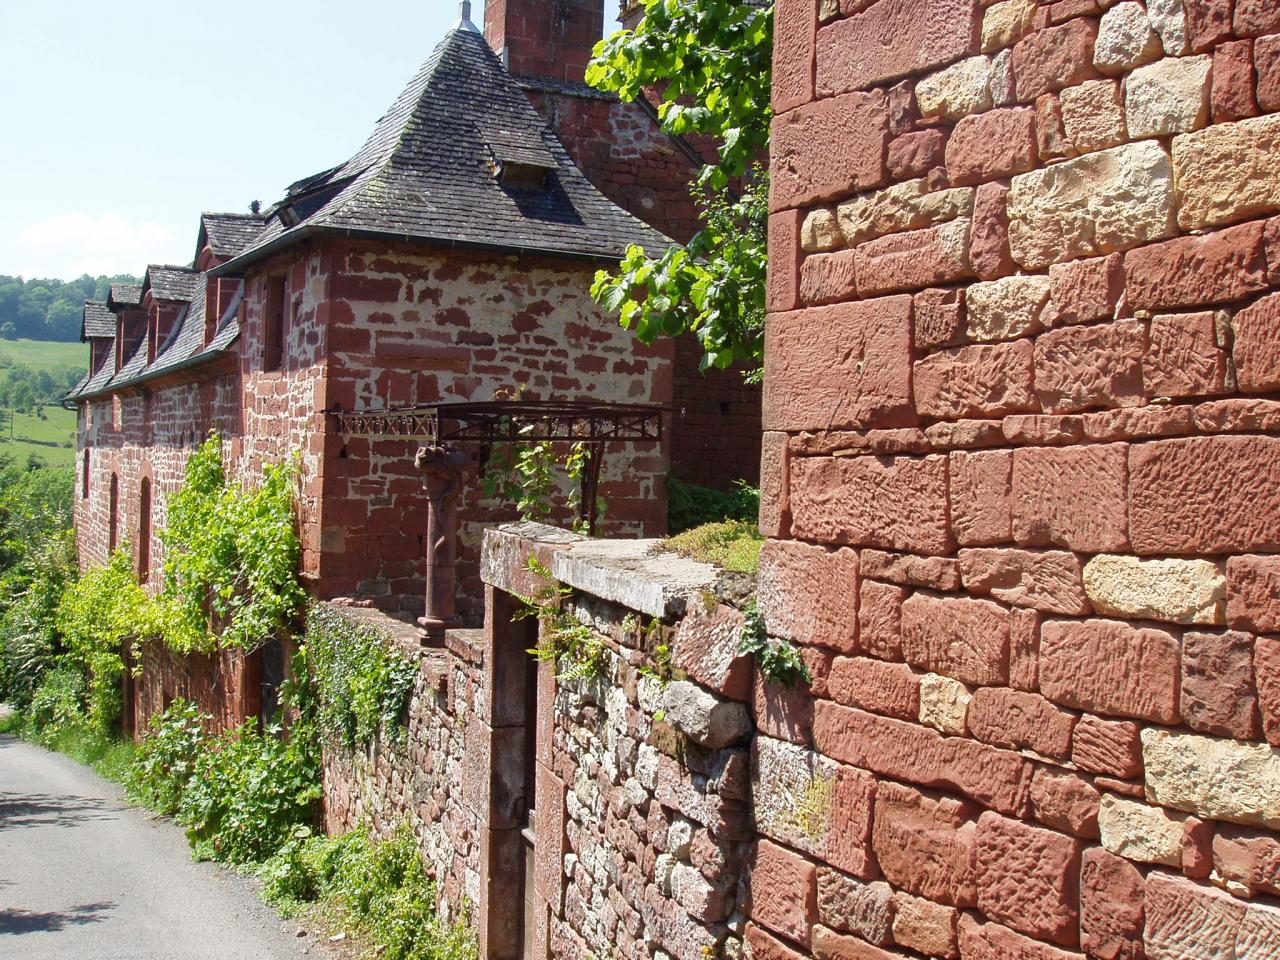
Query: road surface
[[0, 731, 320, 959]]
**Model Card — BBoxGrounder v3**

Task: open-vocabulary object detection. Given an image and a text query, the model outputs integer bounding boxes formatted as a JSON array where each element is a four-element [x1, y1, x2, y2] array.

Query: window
[[264, 276, 287, 372], [108, 474, 119, 553], [82, 450, 90, 500], [138, 477, 152, 583]]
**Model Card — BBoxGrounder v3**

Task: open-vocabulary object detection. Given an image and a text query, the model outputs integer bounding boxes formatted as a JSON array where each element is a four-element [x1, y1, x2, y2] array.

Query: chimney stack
[[484, 0, 604, 84]]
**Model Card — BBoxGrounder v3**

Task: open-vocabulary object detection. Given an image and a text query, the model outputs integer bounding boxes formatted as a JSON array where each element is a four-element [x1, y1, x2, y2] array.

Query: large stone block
[[958, 548, 1089, 615], [1008, 140, 1176, 270], [892, 892, 959, 960], [1011, 443, 1130, 553], [764, 298, 913, 433], [1238, 904, 1280, 960], [1048, 252, 1125, 325], [916, 55, 993, 121], [950, 449, 1013, 547], [915, 339, 1037, 420], [1012, 17, 1100, 101], [758, 538, 859, 652], [1072, 713, 1144, 779], [900, 593, 1010, 686], [1129, 436, 1280, 555], [815, 0, 981, 95], [854, 219, 974, 295], [1232, 291, 1280, 393], [1148, 0, 1189, 55], [828, 656, 920, 720], [1228, 554, 1280, 634], [1173, 113, 1280, 230], [672, 603, 753, 701], [1145, 873, 1248, 960], [790, 454, 953, 555], [1061, 80, 1129, 155], [1212, 824, 1280, 898], [1257, 636, 1280, 747], [1182, 629, 1262, 740], [969, 181, 1017, 280], [771, 90, 889, 210], [751, 839, 817, 946], [662, 681, 751, 749], [968, 686, 1077, 759], [1098, 793, 1187, 867], [958, 916, 1086, 960], [768, 210, 802, 312], [1082, 554, 1226, 625], [965, 274, 1052, 343], [816, 868, 895, 944], [982, 0, 1036, 53], [859, 579, 906, 662], [1033, 320, 1146, 415], [918, 672, 972, 735], [1126, 221, 1268, 311], [1095, 2, 1163, 75], [773, 0, 817, 114], [1040, 617, 1181, 723], [836, 179, 974, 247], [1143, 727, 1280, 829], [945, 107, 1038, 186], [1235, 0, 1280, 37], [1081, 848, 1146, 960], [870, 779, 979, 906], [1126, 54, 1212, 139], [975, 811, 1082, 946], [1144, 310, 1230, 398], [800, 249, 858, 305]]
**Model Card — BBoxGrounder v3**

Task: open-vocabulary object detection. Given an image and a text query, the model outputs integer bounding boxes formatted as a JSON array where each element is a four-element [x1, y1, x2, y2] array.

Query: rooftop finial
[[456, 0, 480, 32]]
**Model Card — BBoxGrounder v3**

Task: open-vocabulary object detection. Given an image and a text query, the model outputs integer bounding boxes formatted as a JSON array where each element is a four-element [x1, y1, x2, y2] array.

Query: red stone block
[[957, 547, 1090, 615], [1213, 40, 1260, 122], [1232, 290, 1280, 392], [1185, 0, 1234, 50], [870, 780, 979, 907], [892, 893, 959, 960], [1255, 635, 1280, 747], [975, 812, 1082, 946], [760, 431, 791, 540], [812, 703, 1034, 814], [1012, 18, 1101, 102], [1072, 714, 1143, 779], [859, 579, 907, 662], [1033, 320, 1146, 415], [1145, 873, 1248, 958], [859, 549, 962, 591], [755, 669, 816, 746], [958, 915, 1086, 960], [950, 449, 1013, 548], [771, 90, 889, 209], [913, 287, 967, 349], [790, 454, 953, 555], [887, 129, 947, 181], [828, 656, 921, 719], [854, 223, 974, 296], [826, 765, 881, 879], [1145, 311, 1229, 398], [763, 298, 914, 432], [1125, 222, 1268, 312], [328, 273, 403, 303], [811, 924, 907, 959], [914, 339, 1038, 420], [970, 180, 1018, 281], [751, 839, 817, 947], [946, 107, 1039, 186], [1029, 766, 1100, 838], [1035, 94, 1076, 161], [1235, 0, 1280, 38], [968, 687, 1077, 759], [1212, 824, 1280, 897], [815, 0, 981, 96], [768, 210, 803, 313], [900, 592, 1010, 686], [758, 538, 860, 652], [672, 603, 753, 702], [1002, 414, 1085, 446], [1010, 607, 1042, 692], [1010, 443, 1130, 553], [773, 0, 817, 114], [1048, 253, 1124, 325], [1080, 848, 1146, 960], [1182, 630, 1263, 740], [746, 922, 809, 960], [1229, 555, 1280, 633], [800, 250, 859, 306], [1084, 405, 1196, 441], [1258, 35, 1280, 111], [1129, 435, 1280, 555], [1040, 617, 1181, 723]]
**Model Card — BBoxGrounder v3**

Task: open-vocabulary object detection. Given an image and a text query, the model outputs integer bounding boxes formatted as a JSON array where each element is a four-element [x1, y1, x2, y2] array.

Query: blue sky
[[0, 1, 622, 280]]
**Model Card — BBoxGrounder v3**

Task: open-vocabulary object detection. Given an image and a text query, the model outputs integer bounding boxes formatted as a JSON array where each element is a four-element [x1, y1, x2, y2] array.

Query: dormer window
[[481, 121, 557, 189]]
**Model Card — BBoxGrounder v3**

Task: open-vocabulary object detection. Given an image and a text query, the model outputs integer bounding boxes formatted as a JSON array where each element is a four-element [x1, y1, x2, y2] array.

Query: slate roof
[[215, 22, 670, 275], [196, 213, 267, 262], [107, 284, 142, 309], [141, 265, 200, 303], [82, 300, 115, 340]]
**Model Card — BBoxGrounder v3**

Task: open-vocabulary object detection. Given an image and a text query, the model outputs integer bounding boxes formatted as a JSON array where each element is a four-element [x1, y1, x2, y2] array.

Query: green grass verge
[[665, 520, 764, 574], [3, 711, 136, 782]]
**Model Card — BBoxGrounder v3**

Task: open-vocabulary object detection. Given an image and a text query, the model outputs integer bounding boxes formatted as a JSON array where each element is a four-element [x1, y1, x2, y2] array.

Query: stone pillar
[[415, 445, 466, 646]]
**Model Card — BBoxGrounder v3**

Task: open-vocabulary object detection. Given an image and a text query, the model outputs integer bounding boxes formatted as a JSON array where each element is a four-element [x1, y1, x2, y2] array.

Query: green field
[[0, 339, 89, 469]]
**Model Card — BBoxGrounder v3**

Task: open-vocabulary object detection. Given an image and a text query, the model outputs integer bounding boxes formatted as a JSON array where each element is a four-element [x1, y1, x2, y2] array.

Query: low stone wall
[[319, 522, 760, 960]]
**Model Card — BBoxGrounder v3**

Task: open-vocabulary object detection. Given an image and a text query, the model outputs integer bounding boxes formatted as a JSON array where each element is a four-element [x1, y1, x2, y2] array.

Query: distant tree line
[[0, 363, 84, 414], [0, 274, 141, 342]]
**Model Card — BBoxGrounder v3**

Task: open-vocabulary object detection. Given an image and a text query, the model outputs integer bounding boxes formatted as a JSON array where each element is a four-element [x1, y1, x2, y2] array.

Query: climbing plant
[[738, 600, 810, 687], [158, 434, 306, 654], [481, 427, 599, 533], [515, 555, 607, 681]]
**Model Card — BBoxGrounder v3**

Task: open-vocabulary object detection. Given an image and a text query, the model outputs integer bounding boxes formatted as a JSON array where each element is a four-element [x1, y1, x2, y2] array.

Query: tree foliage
[[0, 274, 140, 342], [587, 0, 774, 378]]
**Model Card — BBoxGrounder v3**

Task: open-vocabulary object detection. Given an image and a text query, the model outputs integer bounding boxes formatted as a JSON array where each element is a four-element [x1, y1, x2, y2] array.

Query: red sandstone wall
[[759, 1, 1280, 958]]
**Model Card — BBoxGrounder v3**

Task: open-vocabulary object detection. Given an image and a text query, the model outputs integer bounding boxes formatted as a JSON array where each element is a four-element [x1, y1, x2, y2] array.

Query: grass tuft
[[665, 520, 764, 574]]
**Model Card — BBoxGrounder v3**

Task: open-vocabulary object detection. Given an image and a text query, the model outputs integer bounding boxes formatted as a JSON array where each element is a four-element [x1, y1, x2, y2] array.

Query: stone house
[[68, 0, 760, 729]]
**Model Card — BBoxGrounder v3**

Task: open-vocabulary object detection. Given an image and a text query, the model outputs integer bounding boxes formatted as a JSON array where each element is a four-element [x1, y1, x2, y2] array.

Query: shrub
[[24, 666, 87, 733], [667, 477, 759, 534], [126, 699, 208, 815]]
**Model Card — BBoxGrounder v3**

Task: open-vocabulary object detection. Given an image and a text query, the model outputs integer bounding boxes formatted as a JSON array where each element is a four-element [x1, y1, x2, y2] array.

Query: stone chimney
[[483, 0, 604, 84]]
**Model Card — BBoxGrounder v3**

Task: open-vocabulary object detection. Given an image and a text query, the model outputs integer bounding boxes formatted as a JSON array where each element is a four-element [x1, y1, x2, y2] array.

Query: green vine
[[738, 601, 810, 687], [300, 604, 419, 749], [158, 433, 306, 654], [515, 555, 607, 681], [481, 410, 601, 534]]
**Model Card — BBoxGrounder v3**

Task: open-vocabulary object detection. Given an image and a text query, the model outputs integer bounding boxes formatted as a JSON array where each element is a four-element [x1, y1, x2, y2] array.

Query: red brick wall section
[[762, 0, 1280, 958]]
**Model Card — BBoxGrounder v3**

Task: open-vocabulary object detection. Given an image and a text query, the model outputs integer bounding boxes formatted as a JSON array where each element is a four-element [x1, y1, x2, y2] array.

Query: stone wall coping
[[482, 522, 720, 620], [317, 601, 450, 683]]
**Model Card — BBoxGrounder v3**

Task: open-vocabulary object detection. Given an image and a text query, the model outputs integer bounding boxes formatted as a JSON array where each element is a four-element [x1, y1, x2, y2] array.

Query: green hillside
[[0, 339, 89, 469]]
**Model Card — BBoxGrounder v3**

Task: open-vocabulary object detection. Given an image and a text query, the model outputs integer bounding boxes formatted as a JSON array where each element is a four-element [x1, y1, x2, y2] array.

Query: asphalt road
[[0, 732, 320, 960]]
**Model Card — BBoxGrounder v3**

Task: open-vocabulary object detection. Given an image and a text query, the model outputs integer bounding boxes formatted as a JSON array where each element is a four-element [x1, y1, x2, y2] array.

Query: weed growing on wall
[[482, 429, 600, 534], [516, 555, 607, 681], [159, 433, 305, 654], [302, 604, 418, 749], [665, 519, 764, 574], [738, 601, 810, 687]]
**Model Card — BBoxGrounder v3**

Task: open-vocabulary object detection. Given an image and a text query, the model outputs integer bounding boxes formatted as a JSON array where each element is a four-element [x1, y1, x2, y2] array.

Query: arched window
[[138, 477, 152, 583], [108, 474, 119, 553], [82, 450, 90, 500]]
